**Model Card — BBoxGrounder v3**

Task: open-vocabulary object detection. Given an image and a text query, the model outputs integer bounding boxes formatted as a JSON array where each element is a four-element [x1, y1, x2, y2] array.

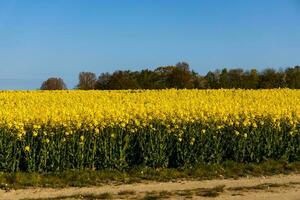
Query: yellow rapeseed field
[[1, 89, 299, 134], [0, 89, 299, 172]]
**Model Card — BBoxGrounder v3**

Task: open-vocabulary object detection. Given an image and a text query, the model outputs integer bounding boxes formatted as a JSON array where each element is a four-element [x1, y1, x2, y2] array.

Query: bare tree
[[176, 61, 190, 71], [77, 72, 97, 90], [40, 77, 67, 90]]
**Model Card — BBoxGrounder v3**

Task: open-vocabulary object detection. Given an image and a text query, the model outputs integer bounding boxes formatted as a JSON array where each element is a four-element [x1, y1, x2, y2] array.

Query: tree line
[[40, 62, 300, 90]]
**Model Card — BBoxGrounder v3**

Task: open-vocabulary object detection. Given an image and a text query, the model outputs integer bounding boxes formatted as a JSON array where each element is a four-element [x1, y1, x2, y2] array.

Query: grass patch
[[87, 193, 113, 199], [118, 189, 136, 195], [22, 192, 113, 200], [174, 189, 193, 197], [0, 160, 299, 189], [195, 185, 225, 197], [140, 185, 225, 199], [158, 190, 172, 198], [141, 194, 162, 200], [142, 190, 175, 200], [228, 181, 300, 192], [289, 181, 300, 185]]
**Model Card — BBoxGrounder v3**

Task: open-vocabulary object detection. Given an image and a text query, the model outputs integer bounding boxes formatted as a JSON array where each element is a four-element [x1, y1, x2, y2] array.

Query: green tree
[[228, 69, 243, 88], [154, 66, 177, 89], [219, 68, 229, 88], [108, 71, 140, 89], [191, 71, 206, 89], [242, 69, 259, 89], [205, 71, 219, 89], [95, 73, 112, 90], [137, 69, 159, 89], [259, 68, 282, 88], [285, 66, 300, 89], [167, 66, 194, 89]]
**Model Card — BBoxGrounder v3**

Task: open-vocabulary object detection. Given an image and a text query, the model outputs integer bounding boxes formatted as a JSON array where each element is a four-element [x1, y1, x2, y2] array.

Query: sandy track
[[0, 174, 300, 200]]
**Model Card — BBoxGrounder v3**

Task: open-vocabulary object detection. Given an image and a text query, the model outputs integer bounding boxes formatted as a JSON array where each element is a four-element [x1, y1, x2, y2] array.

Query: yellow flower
[[24, 146, 30, 152], [190, 137, 195, 145], [121, 122, 126, 128], [33, 131, 38, 137], [80, 135, 84, 141], [252, 122, 257, 128], [234, 130, 240, 136]]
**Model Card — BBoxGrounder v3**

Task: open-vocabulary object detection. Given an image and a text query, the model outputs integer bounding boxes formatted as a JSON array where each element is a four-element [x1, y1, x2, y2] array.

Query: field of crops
[[0, 89, 299, 172]]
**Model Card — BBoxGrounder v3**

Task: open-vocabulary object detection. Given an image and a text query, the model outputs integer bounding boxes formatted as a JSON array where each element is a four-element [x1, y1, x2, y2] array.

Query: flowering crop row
[[0, 89, 299, 172]]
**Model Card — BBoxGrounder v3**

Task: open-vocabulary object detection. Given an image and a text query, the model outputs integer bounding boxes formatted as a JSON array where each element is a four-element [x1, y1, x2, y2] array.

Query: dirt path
[[0, 174, 300, 200]]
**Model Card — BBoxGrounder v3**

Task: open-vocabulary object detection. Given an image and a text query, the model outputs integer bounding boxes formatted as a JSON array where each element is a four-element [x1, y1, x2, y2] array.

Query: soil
[[0, 174, 300, 200]]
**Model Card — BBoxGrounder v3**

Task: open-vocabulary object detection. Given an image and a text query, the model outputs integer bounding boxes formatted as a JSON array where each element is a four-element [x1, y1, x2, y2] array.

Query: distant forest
[[41, 62, 300, 90]]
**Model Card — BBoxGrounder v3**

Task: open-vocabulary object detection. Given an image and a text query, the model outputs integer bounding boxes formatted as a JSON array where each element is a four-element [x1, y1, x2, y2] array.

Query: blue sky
[[0, 0, 299, 89]]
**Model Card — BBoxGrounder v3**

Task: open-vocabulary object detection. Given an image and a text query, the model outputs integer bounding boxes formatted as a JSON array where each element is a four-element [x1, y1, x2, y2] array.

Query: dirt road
[[0, 174, 300, 200]]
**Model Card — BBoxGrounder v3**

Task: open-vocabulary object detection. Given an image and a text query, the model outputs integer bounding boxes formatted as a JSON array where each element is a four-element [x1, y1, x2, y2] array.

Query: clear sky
[[0, 0, 299, 89]]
